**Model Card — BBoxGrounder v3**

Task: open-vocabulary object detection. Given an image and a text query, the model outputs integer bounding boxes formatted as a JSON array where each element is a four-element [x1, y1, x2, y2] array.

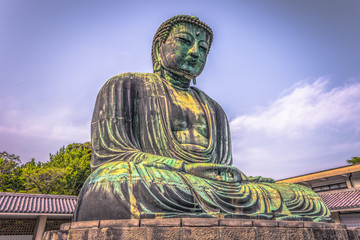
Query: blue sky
[[1, 0, 359, 179]]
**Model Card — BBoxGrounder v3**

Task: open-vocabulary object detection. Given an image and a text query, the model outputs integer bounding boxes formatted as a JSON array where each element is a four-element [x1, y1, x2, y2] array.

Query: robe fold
[[73, 73, 332, 222]]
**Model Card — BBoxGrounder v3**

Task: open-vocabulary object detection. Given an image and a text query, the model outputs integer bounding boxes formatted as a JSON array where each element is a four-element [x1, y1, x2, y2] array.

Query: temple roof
[[0, 192, 77, 215], [276, 164, 360, 183], [317, 188, 360, 211]]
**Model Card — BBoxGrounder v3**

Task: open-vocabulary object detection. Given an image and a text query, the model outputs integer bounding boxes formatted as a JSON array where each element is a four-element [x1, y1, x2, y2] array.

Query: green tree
[[46, 142, 92, 195], [347, 156, 360, 165], [22, 159, 66, 194], [0, 152, 24, 192], [2, 142, 91, 195]]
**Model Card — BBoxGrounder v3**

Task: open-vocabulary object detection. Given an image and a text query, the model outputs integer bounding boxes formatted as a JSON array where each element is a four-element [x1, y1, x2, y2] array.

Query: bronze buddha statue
[[73, 15, 332, 222]]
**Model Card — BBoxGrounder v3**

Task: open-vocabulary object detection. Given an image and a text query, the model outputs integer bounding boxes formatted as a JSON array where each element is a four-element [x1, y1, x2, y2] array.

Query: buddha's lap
[[84, 160, 317, 204], [73, 160, 332, 222]]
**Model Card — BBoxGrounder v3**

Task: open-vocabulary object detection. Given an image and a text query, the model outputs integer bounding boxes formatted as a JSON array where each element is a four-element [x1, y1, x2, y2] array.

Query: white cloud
[[230, 79, 360, 179], [0, 97, 90, 162], [0, 103, 89, 142]]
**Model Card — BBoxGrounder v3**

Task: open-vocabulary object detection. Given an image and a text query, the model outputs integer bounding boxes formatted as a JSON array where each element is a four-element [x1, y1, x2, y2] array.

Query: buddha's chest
[[166, 88, 209, 148]]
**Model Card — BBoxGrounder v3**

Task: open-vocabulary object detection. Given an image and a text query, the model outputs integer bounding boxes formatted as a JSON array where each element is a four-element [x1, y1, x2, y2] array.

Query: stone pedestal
[[42, 218, 359, 240]]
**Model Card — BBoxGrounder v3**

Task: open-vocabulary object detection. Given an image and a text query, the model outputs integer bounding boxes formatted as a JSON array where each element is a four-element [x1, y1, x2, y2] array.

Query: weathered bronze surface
[[73, 15, 332, 222]]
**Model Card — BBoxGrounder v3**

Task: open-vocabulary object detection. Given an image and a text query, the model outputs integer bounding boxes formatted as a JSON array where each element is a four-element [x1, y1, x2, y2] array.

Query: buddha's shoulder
[[191, 87, 218, 106], [103, 72, 160, 88], [191, 87, 226, 115]]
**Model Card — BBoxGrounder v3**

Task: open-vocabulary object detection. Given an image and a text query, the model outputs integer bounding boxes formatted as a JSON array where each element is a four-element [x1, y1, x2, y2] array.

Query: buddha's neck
[[160, 68, 191, 91]]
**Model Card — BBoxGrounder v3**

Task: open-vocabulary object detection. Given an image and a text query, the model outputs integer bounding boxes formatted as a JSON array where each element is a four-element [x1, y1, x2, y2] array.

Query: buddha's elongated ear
[[152, 39, 162, 73]]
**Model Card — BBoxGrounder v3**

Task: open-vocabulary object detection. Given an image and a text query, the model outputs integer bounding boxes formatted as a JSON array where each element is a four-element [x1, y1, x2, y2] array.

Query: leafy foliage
[[0, 152, 24, 192], [1, 142, 91, 195], [22, 161, 66, 194], [47, 142, 92, 195], [347, 156, 360, 165]]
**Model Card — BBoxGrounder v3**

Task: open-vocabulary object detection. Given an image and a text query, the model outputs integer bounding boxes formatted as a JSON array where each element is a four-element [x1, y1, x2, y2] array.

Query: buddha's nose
[[189, 42, 200, 58], [189, 51, 199, 58]]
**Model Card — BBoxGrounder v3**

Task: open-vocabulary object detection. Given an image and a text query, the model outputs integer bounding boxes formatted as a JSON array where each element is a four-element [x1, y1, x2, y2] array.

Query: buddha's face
[[159, 23, 210, 79]]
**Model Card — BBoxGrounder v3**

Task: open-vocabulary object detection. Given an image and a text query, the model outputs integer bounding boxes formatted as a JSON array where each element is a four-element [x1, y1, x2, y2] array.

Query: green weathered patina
[[73, 15, 333, 222]]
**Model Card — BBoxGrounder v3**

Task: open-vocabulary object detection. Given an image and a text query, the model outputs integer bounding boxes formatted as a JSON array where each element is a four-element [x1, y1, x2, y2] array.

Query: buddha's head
[[152, 15, 214, 81]]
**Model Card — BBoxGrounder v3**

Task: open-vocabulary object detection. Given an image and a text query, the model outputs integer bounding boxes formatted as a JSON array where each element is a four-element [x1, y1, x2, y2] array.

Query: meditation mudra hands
[[142, 161, 245, 183], [141, 160, 275, 183], [184, 163, 245, 183]]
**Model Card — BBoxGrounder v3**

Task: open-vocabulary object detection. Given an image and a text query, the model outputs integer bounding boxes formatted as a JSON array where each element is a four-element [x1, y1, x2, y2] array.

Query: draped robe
[[73, 73, 332, 222]]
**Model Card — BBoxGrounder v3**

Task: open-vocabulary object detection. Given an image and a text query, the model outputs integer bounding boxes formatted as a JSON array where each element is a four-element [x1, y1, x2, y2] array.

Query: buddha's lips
[[185, 58, 199, 65], [187, 60, 197, 66]]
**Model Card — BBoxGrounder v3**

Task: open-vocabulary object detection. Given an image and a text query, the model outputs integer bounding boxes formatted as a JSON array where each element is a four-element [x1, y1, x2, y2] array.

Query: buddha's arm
[[91, 118, 187, 171]]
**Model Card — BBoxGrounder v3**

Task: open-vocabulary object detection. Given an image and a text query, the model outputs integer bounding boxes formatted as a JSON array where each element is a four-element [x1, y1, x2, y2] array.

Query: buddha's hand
[[248, 176, 275, 183], [183, 163, 246, 183], [141, 161, 175, 171]]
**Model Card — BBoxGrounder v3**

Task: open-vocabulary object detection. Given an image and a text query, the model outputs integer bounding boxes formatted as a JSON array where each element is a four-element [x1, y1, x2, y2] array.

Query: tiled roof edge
[[0, 192, 78, 199], [317, 187, 360, 195]]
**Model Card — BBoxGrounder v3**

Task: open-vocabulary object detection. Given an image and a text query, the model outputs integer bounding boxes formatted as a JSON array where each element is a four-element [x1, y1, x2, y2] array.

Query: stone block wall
[[43, 218, 360, 240]]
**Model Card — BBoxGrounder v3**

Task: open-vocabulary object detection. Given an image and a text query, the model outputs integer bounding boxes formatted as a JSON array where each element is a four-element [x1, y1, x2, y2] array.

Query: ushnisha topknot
[[151, 15, 214, 71]]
